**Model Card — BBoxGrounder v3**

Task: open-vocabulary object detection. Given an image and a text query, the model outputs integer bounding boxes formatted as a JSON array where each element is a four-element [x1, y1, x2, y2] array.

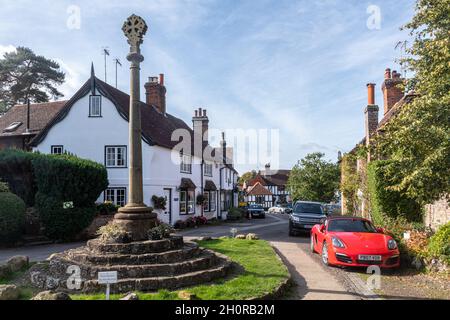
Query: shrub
[[185, 217, 196, 228], [174, 220, 187, 230], [428, 222, 450, 265], [32, 154, 108, 206], [0, 192, 26, 245], [97, 223, 130, 244], [195, 216, 208, 226], [151, 195, 167, 210], [227, 208, 243, 221], [96, 202, 120, 215], [367, 160, 423, 226], [196, 194, 206, 206], [0, 149, 39, 206], [148, 223, 174, 240], [36, 193, 97, 241], [0, 180, 9, 193]]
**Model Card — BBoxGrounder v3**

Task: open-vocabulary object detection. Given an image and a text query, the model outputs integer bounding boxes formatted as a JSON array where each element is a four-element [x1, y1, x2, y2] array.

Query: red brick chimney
[[144, 74, 166, 113], [382, 68, 404, 115], [365, 83, 379, 141]]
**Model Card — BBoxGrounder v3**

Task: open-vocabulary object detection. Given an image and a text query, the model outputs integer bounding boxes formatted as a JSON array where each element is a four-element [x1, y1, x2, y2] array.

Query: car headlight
[[332, 237, 345, 248], [292, 216, 300, 222], [388, 239, 397, 250]]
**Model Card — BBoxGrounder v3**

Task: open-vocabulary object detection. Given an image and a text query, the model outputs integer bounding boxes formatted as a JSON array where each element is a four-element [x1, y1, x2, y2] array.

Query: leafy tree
[[288, 153, 340, 203], [238, 170, 257, 184], [0, 47, 65, 110], [376, 0, 450, 204]]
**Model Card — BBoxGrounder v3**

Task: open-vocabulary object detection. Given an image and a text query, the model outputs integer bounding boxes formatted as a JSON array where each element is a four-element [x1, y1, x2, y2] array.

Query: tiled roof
[[0, 101, 67, 137], [205, 180, 217, 191], [247, 182, 273, 196], [30, 76, 193, 149], [247, 170, 290, 187]]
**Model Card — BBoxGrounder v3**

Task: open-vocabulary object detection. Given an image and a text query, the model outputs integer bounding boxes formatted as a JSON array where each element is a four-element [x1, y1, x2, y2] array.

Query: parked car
[[248, 204, 266, 218], [268, 205, 285, 214], [289, 201, 327, 236], [310, 216, 400, 268]]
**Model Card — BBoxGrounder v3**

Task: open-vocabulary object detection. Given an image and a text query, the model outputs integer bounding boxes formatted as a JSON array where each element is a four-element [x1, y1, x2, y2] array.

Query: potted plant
[[152, 195, 167, 211], [196, 194, 207, 206]]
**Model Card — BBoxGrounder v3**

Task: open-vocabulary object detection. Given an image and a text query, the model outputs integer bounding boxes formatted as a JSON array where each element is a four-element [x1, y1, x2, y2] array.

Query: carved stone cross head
[[122, 14, 148, 49]]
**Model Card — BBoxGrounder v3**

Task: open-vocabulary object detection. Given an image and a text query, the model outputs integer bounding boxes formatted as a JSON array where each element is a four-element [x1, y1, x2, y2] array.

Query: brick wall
[[424, 198, 450, 231]]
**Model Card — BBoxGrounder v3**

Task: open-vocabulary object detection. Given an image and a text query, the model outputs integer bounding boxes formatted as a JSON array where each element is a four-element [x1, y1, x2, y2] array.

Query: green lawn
[[72, 238, 289, 300]]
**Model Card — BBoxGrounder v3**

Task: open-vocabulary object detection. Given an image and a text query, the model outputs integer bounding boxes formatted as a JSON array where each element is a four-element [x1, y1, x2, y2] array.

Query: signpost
[[98, 271, 118, 300]]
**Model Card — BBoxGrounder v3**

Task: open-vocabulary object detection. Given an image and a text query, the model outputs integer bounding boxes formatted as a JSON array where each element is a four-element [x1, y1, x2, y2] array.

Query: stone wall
[[424, 198, 449, 231]]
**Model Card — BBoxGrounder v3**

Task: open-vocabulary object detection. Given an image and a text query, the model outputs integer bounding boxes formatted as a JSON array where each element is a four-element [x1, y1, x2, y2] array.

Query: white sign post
[[98, 271, 118, 300]]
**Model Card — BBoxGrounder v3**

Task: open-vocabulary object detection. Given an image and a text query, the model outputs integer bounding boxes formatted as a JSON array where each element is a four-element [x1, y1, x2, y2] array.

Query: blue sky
[[0, 0, 416, 173]]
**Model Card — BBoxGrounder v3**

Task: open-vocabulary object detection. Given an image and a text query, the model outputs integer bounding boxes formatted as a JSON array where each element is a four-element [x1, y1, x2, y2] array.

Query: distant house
[[0, 67, 239, 224], [0, 101, 66, 150], [243, 164, 291, 209]]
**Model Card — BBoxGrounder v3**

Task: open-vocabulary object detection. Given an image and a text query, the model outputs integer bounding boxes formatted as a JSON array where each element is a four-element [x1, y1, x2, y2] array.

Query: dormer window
[[3, 122, 22, 133], [89, 95, 102, 117]]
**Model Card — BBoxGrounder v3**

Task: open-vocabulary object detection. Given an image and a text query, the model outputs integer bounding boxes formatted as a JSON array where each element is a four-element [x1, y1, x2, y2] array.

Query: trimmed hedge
[[36, 193, 97, 241], [367, 160, 423, 226], [0, 149, 38, 206], [0, 192, 26, 245], [32, 154, 108, 207]]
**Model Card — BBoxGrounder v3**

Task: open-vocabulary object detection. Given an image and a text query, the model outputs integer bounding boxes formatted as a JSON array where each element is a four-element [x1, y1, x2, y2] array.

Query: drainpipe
[[200, 159, 204, 217], [219, 166, 226, 220]]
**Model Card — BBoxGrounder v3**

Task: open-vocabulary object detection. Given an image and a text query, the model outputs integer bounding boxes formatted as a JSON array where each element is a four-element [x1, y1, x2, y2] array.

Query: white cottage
[[29, 67, 238, 224]]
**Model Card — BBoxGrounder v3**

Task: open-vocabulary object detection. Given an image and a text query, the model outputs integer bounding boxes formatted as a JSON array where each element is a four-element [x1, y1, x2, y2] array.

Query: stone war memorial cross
[[114, 14, 157, 241]]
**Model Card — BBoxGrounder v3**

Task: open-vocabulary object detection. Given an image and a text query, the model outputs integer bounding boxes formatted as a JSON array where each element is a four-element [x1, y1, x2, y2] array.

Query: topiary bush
[[32, 154, 108, 207], [36, 193, 97, 241], [428, 222, 450, 265], [0, 192, 26, 245], [0, 149, 39, 206], [367, 160, 423, 226], [227, 208, 243, 221]]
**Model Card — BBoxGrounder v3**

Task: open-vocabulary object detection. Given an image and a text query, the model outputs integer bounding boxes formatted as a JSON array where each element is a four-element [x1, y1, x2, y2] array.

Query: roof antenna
[[102, 47, 110, 83], [113, 58, 122, 89]]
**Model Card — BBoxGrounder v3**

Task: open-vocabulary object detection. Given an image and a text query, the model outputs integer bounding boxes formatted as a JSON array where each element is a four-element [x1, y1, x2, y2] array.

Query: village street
[[0, 214, 370, 300]]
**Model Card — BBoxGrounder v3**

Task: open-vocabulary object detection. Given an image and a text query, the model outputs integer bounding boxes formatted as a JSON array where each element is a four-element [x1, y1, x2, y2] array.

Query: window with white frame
[[180, 190, 195, 215], [204, 163, 213, 177], [105, 146, 127, 168], [105, 188, 126, 207], [89, 95, 102, 117], [180, 154, 192, 174], [51, 145, 64, 155], [210, 191, 217, 212], [204, 192, 210, 212]]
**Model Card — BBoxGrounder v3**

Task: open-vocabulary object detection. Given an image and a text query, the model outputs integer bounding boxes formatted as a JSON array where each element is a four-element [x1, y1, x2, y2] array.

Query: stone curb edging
[[342, 272, 380, 300]]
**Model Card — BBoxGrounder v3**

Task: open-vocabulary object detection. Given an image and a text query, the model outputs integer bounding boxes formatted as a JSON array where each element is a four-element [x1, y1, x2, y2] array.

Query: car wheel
[[310, 235, 316, 253], [321, 242, 329, 266]]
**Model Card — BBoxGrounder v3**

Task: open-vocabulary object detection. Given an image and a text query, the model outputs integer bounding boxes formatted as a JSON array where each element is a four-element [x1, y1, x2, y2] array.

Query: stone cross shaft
[[114, 14, 156, 241]]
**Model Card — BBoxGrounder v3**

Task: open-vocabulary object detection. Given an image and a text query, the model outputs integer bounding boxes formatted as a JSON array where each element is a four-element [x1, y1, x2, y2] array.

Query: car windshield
[[328, 219, 377, 233], [250, 205, 262, 209], [293, 203, 323, 214]]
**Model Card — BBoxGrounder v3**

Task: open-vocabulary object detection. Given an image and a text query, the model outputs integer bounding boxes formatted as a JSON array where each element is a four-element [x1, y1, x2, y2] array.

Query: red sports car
[[310, 216, 400, 268]]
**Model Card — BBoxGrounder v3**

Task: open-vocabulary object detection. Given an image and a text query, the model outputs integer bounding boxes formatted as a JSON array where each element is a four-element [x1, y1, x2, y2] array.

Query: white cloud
[[0, 44, 16, 58]]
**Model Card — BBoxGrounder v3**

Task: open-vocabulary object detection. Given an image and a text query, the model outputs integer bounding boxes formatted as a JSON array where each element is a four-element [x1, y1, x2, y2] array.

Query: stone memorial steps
[[65, 242, 201, 265], [83, 260, 231, 293]]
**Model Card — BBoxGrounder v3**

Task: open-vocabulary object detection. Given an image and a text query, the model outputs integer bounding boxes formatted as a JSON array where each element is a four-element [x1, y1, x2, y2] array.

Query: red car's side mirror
[[376, 227, 385, 234], [320, 225, 326, 233]]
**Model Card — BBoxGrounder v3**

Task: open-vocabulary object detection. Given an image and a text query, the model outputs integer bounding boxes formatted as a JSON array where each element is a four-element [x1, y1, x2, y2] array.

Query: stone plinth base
[[27, 236, 232, 294], [114, 205, 157, 241]]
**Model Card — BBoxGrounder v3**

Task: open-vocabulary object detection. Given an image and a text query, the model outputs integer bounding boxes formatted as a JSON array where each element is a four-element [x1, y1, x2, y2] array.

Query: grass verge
[[72, 238, 289, 300]]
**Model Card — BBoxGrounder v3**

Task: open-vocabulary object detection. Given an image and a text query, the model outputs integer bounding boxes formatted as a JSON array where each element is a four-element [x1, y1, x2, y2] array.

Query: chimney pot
[[159, 73, 164, 86], [367, 83, 376, 105], [203, 109, 207, 117], [384, 68, 392, 79]]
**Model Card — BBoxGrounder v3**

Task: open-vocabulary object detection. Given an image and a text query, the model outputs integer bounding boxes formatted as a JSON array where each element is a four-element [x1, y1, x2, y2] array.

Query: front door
[[163, 188, 172, 225]]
